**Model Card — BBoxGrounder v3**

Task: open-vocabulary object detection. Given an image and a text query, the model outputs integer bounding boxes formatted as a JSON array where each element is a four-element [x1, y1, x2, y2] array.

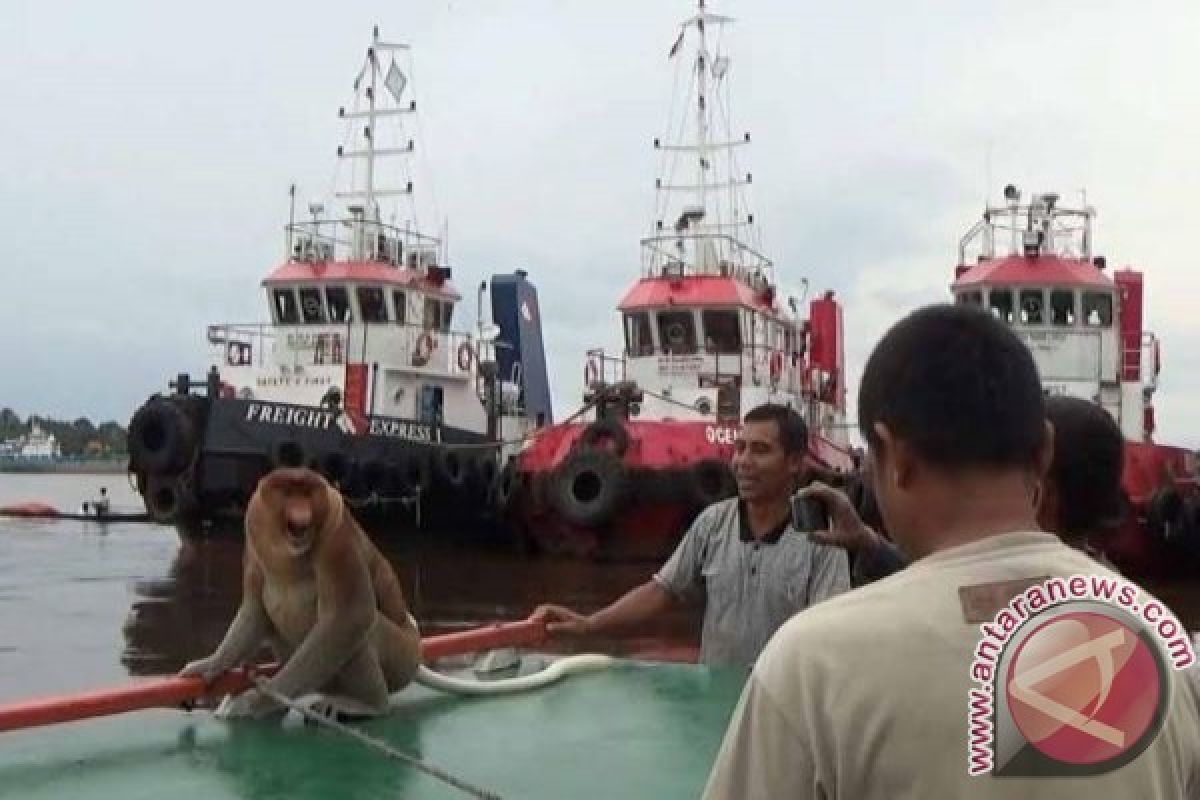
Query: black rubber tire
[[128, 399, 195, 474], [685, 459, 737, 508], [435, 448, 468, 489], [318, 451, 351, 484], [145, 473, 191, 525], [271, 439, 306, 469], [403, 450, 433, 494], [578, 418, 630, 457], [1147, 487, 1183, 542], [551, 450, 628, 528], [493, 461, 519, 510], [359, 459, 390, 494], [473, 453, 500, 495]]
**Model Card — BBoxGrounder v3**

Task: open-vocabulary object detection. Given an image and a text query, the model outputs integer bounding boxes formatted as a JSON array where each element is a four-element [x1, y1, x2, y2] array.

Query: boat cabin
[[953, 187, 1160, 441]]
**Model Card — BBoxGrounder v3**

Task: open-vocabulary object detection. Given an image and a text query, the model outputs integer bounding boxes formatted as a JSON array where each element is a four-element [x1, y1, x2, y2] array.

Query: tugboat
[[508, 0, 855, 560], [953, 184, 1199, 573], [127, 28, 552, 534]]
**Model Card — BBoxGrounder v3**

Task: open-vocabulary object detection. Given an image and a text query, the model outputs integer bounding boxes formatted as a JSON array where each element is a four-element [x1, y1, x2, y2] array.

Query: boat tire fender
[[404, 450, 434, 494], [492, 460, 519, 510], [552, 450, 628, 528], [128, 400, 195, 475], [145, 473, 191, 525], [271, 439, 306, 469], [456, 342, 473, 372], [686, 459, 737, 508], [473, 453, 499, 494], [435, 448, 467, 489], [578, 418, 630, 457], [1147, 487, 1183, 541]]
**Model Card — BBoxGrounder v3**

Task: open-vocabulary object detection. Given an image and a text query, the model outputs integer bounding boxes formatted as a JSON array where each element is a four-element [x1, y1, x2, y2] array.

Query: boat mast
[[364, 28, 379, 238], [695, 0, 709, 237]]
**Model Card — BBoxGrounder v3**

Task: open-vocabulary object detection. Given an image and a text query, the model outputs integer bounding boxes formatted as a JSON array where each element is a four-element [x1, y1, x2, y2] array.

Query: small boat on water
[[124, 29, 552, 538], [507, 0, 856, 560], [952, 185, 1200, 573], [0, 501, 149, 523]]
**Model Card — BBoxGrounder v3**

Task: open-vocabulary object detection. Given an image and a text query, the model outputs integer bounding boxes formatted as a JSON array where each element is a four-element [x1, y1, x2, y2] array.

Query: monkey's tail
[[413, 654, 616, 696]]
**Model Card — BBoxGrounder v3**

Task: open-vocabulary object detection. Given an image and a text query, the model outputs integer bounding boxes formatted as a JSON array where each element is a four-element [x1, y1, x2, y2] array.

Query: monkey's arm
[[180, 554, 271, 680], [263, 539, 375, 698]]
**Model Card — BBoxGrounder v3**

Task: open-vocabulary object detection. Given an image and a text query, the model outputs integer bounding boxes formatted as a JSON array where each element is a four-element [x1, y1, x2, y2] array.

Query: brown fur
[[179, 467, 421, 717]]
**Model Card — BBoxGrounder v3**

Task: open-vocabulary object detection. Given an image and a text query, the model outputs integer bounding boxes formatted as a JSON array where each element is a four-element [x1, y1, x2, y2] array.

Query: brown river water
[[0, 473, 1196, 703]]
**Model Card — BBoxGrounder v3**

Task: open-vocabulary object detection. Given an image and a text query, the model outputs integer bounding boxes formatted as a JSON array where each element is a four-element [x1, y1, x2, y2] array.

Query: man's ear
[[1037, 420, 1055, 482], [872, 422, 915, 490]]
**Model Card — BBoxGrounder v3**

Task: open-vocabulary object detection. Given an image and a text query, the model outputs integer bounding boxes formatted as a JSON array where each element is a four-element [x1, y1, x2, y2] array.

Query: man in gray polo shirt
[[533, 404, 851, 669]]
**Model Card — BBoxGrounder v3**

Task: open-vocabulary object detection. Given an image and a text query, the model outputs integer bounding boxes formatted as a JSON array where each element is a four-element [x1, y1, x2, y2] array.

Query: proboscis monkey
[[179, 467, 421, 718]]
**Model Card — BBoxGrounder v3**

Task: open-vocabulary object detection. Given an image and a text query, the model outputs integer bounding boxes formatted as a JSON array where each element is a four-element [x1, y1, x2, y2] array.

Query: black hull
[[127, 382, 515, 539]]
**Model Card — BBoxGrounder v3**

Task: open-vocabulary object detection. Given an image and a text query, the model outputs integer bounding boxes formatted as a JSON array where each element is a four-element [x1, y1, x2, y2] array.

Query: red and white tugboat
[[509, 1, 855, 560], [127, 29, 552, 535], [953, 184, 1199, 574]]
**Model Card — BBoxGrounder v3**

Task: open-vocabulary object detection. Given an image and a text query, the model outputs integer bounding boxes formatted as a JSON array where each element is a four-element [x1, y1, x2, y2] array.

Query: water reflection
[[120, 532, 704, 675]]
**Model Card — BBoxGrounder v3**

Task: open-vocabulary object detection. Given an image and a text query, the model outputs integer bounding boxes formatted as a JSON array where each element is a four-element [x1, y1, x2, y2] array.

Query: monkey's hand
[[179, 655, 230, 685], [214, 688, 283, 720]]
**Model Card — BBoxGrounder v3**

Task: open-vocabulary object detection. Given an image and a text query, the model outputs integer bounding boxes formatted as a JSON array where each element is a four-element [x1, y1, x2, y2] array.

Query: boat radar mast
[[288, 26, 443, 269], [641, 0, 770, 283]]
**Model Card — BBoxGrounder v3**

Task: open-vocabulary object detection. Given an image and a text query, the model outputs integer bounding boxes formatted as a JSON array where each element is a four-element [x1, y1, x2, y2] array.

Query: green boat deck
[[1, 660, 746, 799]]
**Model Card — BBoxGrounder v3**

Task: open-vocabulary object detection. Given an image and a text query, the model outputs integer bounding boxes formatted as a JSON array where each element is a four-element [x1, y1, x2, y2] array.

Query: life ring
[[685, 459, 737, 508], [457, 342, 474, 371], [414, 332, 437, 364], [577, 417, 630, 457], [584, 357, 600, 387], [128, 399, 195, 474], [551, 450, 628, 528], [769, 350, 784, 385]]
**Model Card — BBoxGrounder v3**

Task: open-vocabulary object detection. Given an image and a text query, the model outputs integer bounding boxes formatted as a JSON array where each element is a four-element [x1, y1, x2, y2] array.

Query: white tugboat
[[509, 1, 855, 560], [127, 28, 552, 534]]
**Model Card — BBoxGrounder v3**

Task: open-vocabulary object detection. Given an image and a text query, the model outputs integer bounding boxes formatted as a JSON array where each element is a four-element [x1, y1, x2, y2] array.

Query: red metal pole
[[0, 615, 547, 733]]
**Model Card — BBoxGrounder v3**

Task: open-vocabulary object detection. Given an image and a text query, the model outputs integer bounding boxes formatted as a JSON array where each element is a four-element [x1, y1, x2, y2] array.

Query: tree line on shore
[[0, 407, 128, 457]]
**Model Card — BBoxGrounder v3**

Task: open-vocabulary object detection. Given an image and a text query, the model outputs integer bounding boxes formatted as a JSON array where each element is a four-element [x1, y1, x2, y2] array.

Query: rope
[[252, 678, 503, 800]]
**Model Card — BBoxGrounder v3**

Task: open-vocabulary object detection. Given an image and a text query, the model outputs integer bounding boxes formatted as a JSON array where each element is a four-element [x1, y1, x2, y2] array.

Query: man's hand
[[533, 604, 593, 636], [795, 482, 882, 556]]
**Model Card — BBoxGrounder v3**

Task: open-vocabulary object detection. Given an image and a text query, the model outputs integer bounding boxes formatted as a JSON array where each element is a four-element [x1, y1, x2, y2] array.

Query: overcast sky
[[3, 0, 1198, 447]]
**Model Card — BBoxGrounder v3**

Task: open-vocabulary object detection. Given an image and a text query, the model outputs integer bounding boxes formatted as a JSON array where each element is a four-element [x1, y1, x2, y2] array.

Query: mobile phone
[[791, 494, 830, 532]]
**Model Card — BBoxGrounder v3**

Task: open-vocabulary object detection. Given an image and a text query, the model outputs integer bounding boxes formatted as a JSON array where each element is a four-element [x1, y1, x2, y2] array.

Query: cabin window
[[298, 288, 326, 324], [419, 385, 444, 427], [956, 291, 982, 306], [657, 311, 697, 355], [702, 310, 741, 354], [988, 289, 1014, 324], [624, 313, 654, 356], [424, 296, 441, 329], [357, 287, 388, 323], [1019, 289, 1045, 325], [273, 289, 300, 325], [326, 287, 351, 323], [392, 290, 407, 325], [1083, 291, 1113, 327], [1050, 290, 1076, 326], [442, 302, 454, 332]]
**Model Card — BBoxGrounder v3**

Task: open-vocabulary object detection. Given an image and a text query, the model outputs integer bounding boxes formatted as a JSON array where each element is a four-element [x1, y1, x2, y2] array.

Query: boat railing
[[285, 218, 443, 266], [207, 321, 477, 378]]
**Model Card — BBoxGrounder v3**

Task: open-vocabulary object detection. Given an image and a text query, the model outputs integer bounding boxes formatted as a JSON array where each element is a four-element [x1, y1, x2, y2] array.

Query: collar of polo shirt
[[737, 500, 790, 545]]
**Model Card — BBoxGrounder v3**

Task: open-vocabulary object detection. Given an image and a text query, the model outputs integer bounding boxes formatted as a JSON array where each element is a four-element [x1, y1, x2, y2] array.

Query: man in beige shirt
[[703, 304, 1200, 799]]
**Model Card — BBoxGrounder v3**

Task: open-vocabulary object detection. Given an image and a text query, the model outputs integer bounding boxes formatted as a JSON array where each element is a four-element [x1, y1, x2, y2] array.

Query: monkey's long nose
[[285, 503, 312, 536]]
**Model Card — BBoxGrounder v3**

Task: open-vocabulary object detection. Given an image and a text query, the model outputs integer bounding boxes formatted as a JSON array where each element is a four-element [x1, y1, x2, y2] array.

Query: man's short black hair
[[858, 303, 1046, 469], [743, 403, 809, 455], [1045, 395, 1125, 535]]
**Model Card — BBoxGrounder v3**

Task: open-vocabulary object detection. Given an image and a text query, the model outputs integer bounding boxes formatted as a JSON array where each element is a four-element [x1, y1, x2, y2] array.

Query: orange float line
[[0, 615, 547, 733]]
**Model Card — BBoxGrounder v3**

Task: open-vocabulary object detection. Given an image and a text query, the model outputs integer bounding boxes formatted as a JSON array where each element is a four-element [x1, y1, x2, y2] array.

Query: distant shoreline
[[0, 458, 128, 475]]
